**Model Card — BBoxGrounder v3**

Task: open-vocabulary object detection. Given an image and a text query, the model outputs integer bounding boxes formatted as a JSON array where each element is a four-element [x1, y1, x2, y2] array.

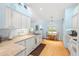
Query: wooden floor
[[40, 39, 70, 56], [30, 39, 70, 56]]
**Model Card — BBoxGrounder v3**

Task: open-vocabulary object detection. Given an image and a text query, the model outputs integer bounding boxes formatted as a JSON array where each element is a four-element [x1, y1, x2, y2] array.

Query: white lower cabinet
[[35, 35, 42, 46], [69, 43, 77, 56], [16, 35, 42, 56], [16, 50, 26, 56], [77, 44, 79, 56], [25, 37, 36, 55], [16, 40, 26, 56], [68, 40, 78, 56]]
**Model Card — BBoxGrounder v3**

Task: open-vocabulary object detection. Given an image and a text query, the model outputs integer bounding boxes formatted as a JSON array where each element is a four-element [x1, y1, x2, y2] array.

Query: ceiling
[[29, 3, 78, 20]]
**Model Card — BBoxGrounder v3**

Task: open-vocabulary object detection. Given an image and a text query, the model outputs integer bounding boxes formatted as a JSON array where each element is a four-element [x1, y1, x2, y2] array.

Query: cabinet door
[[11, 10, 18, 28], [77, 13, 79, 28], [39, 35, 42, 43], [21, 15, 27, 28], [72, 14, 78, 30], [68, 41, 77, 56], [71, 43, 78, 56], [36, 35, 42, 46], [0, 7, 8, 28], [15, 40, 26, 56], [5, 7, 12, 28], [12, 11, 22, 29], [16, 50, 26, 56], [25, 16, 31, 29], [17, 13, 22, 29], [78, 45, 79, 56], [25, 37, 36, 55]]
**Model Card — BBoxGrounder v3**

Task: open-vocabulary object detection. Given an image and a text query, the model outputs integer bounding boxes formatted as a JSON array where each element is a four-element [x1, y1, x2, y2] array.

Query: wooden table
[[47, 33, 58, 40]]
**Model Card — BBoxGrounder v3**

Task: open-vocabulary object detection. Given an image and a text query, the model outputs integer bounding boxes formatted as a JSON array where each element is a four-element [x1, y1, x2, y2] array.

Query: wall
[[31, 18, 48, 38], [31, 18, 63, 39], [56, 19, 63, 40], [47, 19, 63, 40]]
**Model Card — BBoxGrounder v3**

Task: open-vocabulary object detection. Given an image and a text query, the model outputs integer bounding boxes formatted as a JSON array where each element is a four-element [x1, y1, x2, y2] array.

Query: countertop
[[0, 34, 35, 56], [0, 43, 25, 56]]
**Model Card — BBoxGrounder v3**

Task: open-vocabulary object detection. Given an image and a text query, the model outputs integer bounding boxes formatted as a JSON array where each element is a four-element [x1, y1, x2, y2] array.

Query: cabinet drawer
[[16, 50, 26, 56]]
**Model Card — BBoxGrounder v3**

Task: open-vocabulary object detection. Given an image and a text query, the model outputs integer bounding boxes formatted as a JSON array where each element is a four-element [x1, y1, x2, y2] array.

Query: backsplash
[[0, 28, 29, 40], [9, 29, 29, 38]]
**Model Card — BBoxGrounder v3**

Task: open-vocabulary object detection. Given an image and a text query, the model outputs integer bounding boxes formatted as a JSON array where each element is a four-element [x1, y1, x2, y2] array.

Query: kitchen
[[0, 3, 79, 56]]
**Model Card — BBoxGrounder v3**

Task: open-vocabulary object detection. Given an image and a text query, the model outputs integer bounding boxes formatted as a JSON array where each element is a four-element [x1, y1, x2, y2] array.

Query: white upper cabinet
[[0, 7, 12, 28], [72, 4, 79, 30], [72, 13, 78, 30], [12, 11, 22, 29], [5, 7, 13, 28], [16, 12, 22, 29], [11, 10, 18, 28], [0, 3, 32, 29], [21, 14, 31, 30], [1, 7, 31, 29], [73, 4, 79, 16], [21, 15, 27, 28], [0, 7, 5, 28]]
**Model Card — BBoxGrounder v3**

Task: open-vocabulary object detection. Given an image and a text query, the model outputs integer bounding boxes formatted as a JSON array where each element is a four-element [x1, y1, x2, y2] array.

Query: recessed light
[[40, 8, 43, 11]]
